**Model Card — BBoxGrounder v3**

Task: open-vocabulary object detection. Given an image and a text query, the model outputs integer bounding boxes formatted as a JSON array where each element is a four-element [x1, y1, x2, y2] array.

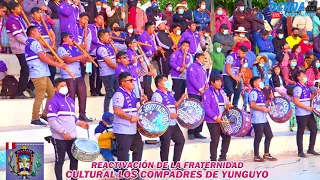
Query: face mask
[[217, 10, 223, 15], [113, 27, 120, 32], [239, 34, 245, 38], [96, 5, 101, 10], [304, 41, 308, 44], [316, 63, 320, 68], [103, 4, 108, 8], [59, 86, 68, 95], [217, 47, 222, 53], [183, 4, 188, 8], [259, 63, 264, 67], [278, 34, 284, 39], [259, 81, 265, 89], [164, 81, 171, 89], [168, 6, 173, 12], [137, 3, 141, 8], [204, 33, 209, 38], [290, 61, 297, 67], [176, 30, 181, 35], [128, 28, 133, 34], [178, 9, 184, 14], [114, 2, 119, 6], [243, 63, 248, 68], [223, 29, 228, 35], [240, 7, 244, 11], [201, 5, 206, 10], [303, 77, 307, 83], [296, 49, 301, 53], [134, 47, 138, 51]]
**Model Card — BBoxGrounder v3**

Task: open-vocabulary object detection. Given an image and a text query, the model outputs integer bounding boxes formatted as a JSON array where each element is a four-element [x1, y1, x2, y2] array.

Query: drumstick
[[109, 40, 118, 54]]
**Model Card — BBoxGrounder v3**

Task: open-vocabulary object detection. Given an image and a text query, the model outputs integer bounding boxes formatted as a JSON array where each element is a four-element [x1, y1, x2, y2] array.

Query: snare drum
[[312, 93, 320, 117], [137, 101, 170, 138], [71, 138, 100, 162], [177, 99, 205, 129], [269, 97, 292, 123], [221, 107, 252, 137]]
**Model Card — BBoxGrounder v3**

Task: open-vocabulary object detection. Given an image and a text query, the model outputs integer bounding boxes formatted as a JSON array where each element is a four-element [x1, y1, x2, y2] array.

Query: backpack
[[0, 75, 18, 98]]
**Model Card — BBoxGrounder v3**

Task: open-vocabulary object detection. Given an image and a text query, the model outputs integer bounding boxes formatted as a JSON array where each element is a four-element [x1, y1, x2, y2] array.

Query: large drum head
[[72, 138, 100, 162], [177, 98, 205, 129], [137, 101, 170, 138], [221, 107, 252, 137], [312, 93, 320, 117], [269, 97, 292, 123]]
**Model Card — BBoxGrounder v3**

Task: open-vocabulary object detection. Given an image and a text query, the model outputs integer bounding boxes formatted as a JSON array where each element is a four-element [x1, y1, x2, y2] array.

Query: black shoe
[[30, 120, 47, 127], [15, 94, 29, 99], [40, 115, 48, 122], [263, 153, 277, 161], [26, 88, 35, 98], [218, 158, 227, 161], [253, 156, 265, 162], [91, 92, 98, 96], [188, 134, 195, 140], [298, 152, 307, 157], [307, 149, 320, 156], [194, 134, 207, 139], [79, 115, 93, 122]]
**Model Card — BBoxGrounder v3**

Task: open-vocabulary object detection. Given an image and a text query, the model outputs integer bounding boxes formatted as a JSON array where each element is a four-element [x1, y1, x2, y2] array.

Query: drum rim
[[137, 101, 171, 138], [73, 138, 101, 153], [268, 96, 292, 122], [176, 98, 206, 122], [220, 107, 249, 136], [312, 93, 320, 116]]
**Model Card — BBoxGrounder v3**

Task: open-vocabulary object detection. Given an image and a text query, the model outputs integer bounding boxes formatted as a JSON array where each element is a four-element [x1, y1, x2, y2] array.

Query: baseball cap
[[102, 112, 114, 124]]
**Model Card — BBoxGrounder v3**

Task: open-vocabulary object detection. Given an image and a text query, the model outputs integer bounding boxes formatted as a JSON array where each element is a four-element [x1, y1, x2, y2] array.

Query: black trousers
[[159, 124, 185, 164], [187, 94, 204, 135], [65, 77, 87, 116], [172, 79, 186, 101], [296, 114, 317, 153], [47, 52, 56, 83], [207, 123, 231, 161], [101, 74, 118, 112], [223, 75, 241, 107], [52, 138, 78, 180], [115, 132, 143, 162], [142, 75, 153, 101], [156, 49, 172, 77], [16, 53, 34, 95], [252, 122, 274, 156], [89, 57, 102, 94]]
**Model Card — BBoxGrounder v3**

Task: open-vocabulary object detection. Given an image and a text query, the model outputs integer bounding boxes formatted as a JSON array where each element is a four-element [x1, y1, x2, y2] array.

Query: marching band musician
[[30, 7, 57, 83], [170, 40, 192, 101], [292, 70, 320, 157], [76, 12, 92, 53], [25, 26, 65, 126], [152, 74, 186, 167], [88, 13, 104, 96], [57, 32, 91, 122], [46, 78, 89, 180], [116, 39, 148, 99], [96, 29, 118, 113], [186, 53, 208, 140], [112, 72, 147, 180], [138, 21, 157, 100], [178, 21, 201, 56], [202, 74, 232, 161], [249, 76, 277, 162], [7, 1, 34, 99]]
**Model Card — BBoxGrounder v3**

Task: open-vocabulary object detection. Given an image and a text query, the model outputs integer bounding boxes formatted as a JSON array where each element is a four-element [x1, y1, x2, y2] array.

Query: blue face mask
[[316, 63, 320, 68], [179, 9, 184, 14], [243, 63, 248, 68], [223, 29, 228, 35], [303, 77, 307, 83], [259, 81, 265, 89], [290, 61, 297, 67], [240, 7, 245, 11], [217, 10, 223, 15], [259, 63, 264, 67], [217, 47, 222, 53], [278, 34, 284, 39], [168, 6, 173, 12], [164, 81, 171, 89], [96, 5, 101, 10]]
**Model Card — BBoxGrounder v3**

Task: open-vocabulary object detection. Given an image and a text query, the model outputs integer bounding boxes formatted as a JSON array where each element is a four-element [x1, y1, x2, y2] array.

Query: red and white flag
[[6, 142, 16, 149]]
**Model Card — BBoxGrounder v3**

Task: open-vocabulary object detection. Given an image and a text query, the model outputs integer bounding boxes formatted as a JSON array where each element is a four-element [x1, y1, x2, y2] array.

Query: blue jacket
[[252, 64, 269, 86], [257, 37, 274, 53], [193, 9, 210, 30]]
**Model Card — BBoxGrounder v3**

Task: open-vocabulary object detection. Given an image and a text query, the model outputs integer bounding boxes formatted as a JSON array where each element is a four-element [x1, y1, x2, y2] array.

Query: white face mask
[[176, 30, 181, 35], [103, 4, 108, 8], [128, 29, 134, 34], [304, 40, 308, 44], [136, 3, 141, 8], [114, 2, 119, 6], [239, 34, 245, 38], [134, 47, 138, 51], [201, 5, 206, 10], [59, 86, 68, 95]]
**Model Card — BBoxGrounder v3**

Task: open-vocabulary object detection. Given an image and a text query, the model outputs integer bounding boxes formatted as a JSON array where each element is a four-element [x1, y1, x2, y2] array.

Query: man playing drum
[[152, 74, 186, 167], [46, 78, 89, 180], [292, 70, 320, 157], [186, 53, 208, 140], [112, 72, 147, 178], [249, 76, 277, 162], [203, 74, 232, 161]]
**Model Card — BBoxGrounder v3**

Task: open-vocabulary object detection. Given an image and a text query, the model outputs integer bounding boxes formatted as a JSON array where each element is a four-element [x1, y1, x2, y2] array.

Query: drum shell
[[221, 107, 252, 137], [177, 98, 205, 129], [312, 93, 320, 118], [269, 97, 292, 123], [71, 138, 100, 162]]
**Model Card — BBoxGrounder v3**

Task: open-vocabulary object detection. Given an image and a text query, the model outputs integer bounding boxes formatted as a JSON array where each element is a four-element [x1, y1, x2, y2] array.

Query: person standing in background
[[193, 0, 210, 31], [83, 0, 97, 24], [22, 0, 52, 22], [178, 21, 201, 56], [162, 2, 173, 28], [48, 0, 61, 47], [105, 0, 125, 28], [214, 6, 231, 34]]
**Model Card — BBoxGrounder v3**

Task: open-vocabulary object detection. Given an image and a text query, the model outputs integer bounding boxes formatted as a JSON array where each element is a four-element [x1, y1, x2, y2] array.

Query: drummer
[[46, 78, 89, 180], [152, 74, 187, 167], [112, 72, 147, 173], [292, 70, 320, 157], [202, 74, 232, 161], [249, 76, 277, 162]]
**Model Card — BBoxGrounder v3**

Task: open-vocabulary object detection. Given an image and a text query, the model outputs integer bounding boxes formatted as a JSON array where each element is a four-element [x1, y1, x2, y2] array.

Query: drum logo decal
[[270, 98, 289, 118], [221, 109, 242, 135], [313, 94, 320, 113], [6, 142, 44, 180], [177, 101, 203, 124]]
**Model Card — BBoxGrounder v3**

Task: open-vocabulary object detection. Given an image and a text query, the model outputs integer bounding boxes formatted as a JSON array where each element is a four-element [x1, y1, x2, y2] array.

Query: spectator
[[200, 26, 213, 53], [135, 0, 147, 35], [172, 4, 190, 32], [170, 24, 181, 46], [124, 23, 139, 40], [240, 58, 252, 111], [292, 11, 313, 41], [276, 42, 290, 68], [145, 0, 157, 15], [290, 44, 304, 69], [305, 59, 320, 93], [213, 24, 234, 56], [233, 26, 251, 50], [180, 0, 193, 22], [257, 30, 276, 69], [299, 33, 313, 54], [48, 0, 61, 47], [262, 0, 273, 27], [314, 34, 320, 59], [250, 7, 264, 54], [312, 8, 320, 38], [210, 42, 225, 74], [127, 0, 137, 29], [193, 0, 210, 31], [234, 41, 256, 68], [84, 0, 99, 24], [178, 21, 201, 56], [162, 2, 173, 27], [252, 56, 269, 88], [286, 27, 301, 49], [271, 65, 287, 97], [147, 3, 163, 24], [282, 57, 299, 89], [22, 0, 52, 22], [272, 29, 286, 53], [233, 1, 251, 32], [305, 51, 316, 70], [106, 0, 125, 28], [214, 5, 231, 34], [110, 22, 127, 52]]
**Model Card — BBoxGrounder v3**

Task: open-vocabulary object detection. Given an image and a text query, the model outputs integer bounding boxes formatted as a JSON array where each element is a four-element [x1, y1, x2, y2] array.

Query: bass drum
[[221, 107, 252, 137], [177, 98, 205, 129], [71, 138, 100, 162], [137, 101, 170, 138], [269, 97, 292, 123], [312, 93, 320, 117]]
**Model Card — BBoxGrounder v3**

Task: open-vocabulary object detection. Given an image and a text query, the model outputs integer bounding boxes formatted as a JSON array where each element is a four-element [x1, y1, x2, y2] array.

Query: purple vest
[[127, 48, 141, 67], [59, 43, 82, 79], [296, 83, 311, 100], [251, 88, 266, 105], [96, 42, 116, 76], [30, 20, 51, 47], [155, 89, 177, 126]]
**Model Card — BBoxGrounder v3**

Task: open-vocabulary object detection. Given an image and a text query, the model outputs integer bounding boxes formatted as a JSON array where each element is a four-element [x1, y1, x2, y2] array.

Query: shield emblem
[[15, 146, 34, 177]]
